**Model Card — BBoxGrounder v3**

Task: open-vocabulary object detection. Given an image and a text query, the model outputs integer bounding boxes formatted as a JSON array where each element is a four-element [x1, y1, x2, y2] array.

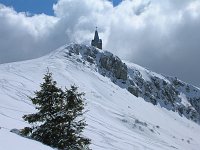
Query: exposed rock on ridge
[[59, 43, 200, 124]]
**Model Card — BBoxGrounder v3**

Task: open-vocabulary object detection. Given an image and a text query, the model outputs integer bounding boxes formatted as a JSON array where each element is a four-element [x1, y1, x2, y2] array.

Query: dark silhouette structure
[[91, 28, 102, 49]]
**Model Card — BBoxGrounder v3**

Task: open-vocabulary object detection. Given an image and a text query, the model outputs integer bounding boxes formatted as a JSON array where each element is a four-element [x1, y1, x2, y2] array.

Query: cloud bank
[[0, 0, 200, 87]]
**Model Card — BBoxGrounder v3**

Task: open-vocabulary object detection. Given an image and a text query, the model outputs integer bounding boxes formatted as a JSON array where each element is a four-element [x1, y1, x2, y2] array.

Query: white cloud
[[0, 0, 200, 86], [0, 4, 58, 62]]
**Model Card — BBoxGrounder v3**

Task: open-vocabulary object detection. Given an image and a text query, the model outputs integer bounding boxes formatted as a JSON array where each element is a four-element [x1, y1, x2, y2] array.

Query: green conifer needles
[[21, 71, 91, 150]]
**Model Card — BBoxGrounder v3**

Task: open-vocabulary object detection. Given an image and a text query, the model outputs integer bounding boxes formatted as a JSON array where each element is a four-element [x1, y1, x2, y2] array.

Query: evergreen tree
[[21, 71, 91, 150]]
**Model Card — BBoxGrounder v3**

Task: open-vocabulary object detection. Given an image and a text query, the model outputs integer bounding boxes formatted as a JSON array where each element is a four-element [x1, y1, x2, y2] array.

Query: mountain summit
[[0, 43, 200, 150], [53, 43, 200, 123]]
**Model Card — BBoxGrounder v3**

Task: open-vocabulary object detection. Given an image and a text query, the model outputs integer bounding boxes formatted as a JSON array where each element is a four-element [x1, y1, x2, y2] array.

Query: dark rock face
[[65, 44, 200, 124], [67, 44, 128, 81], [131, 73, 200, 123], [128, 86, 139, 97], [99, 54, 128, 80]]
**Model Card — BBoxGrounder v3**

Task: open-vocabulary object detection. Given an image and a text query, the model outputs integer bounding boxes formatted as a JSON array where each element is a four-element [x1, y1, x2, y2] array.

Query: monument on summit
[[91, 27, 102, 49]]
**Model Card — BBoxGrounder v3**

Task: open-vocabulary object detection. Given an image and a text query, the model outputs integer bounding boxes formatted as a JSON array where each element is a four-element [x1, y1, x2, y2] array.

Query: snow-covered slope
[[0, 43, 200, 150]]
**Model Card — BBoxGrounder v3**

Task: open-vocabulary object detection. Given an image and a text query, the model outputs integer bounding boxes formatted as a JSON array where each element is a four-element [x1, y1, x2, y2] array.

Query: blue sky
[[0, 0, 57, 15], [0, 0, 122, 15]]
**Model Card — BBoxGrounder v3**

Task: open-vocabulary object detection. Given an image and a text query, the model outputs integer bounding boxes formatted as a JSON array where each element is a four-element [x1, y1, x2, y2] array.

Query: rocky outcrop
[[64, 43, 200, 124], [99, 54, 127, 80], [66, 44, 128, 81], [128, 86, 139, 97]]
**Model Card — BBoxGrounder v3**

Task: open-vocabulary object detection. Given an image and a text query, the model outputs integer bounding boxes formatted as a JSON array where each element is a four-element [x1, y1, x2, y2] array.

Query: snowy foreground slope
[[0, 43, 200, 150]]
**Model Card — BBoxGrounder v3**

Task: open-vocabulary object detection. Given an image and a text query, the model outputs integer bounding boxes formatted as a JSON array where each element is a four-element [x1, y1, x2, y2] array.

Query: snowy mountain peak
[[0, 43, 200, 150], [49, 43, 200, 124], [50, 43, 128, 81]]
